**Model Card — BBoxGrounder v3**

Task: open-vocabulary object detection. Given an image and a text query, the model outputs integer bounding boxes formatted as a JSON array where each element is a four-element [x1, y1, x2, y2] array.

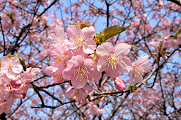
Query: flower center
[[74, 89, 84, 100], [134, 66, 145, 74], [51, 33, 64, 44], [53, 74, 64, 83], [9, 64, 13, 70], [73, 35, 84, 48], [53, 54, 68, 65], [74, 66, 88, 81], [108, 54, 119, 69]]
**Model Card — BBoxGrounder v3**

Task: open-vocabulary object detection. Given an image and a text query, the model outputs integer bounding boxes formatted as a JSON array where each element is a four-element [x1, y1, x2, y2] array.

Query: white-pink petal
[[115, 43, 131, 56], [96, 42, 113, 57], [82, 26, 95, 40]]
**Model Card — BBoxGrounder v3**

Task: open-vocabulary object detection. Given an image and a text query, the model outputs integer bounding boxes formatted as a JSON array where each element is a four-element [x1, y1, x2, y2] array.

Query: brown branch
[[167, 0, 181, 6]]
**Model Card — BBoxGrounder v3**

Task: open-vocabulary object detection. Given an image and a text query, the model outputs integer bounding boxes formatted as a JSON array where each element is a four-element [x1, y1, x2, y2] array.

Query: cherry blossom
[[86, 102, 105, 116], [1, 56, 23, 79], [66, 25, 96, 54], [63, 55, 101, 89], [65, 84, 93, 100], [48, 25, 68, 45], [129, 55, 152, 85], [96, 42, 132, 78], [47, 44, 73, 69]]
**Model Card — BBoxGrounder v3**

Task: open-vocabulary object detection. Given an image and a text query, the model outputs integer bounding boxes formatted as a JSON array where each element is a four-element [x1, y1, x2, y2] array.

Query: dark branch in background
[[167, 0, 181, 6], [5, 0, 59, 56], [105, 0, 110, 27], [0, 16, 6, 56], [39, 0, 58, 16], [107, 92, 130, 120], [0, 113, 6, 120]]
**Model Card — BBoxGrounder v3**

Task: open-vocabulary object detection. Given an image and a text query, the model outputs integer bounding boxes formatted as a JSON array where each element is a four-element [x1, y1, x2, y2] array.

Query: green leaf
[[18, 57, 26, 70], [169, 28, 181, 39], [157, 34, 161, 38], [158, 41, 163, 50], [93, 23, 132, 45], [103, 24, 132, 42], [7, 54, 18, 59], [72, 22, 89, 29], [126, 85, 139, 90], [93, 31, 104, 45], [175, 28, 181, 38], [6, 13, 13, 19]]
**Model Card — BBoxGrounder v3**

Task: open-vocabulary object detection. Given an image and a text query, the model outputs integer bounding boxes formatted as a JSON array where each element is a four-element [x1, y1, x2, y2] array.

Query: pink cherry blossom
[[47, 44, 73, 69], [21, 67, 40, 80], [0, 101, 12, 114], [48, 25, 67, 45], [63, 55, 101, 89], [86, 102, 105, 116], [0, 73, 11, 85], [0, 85, 9, 102], [66, 25, 96, 54], [129, 55, 152, 85], [6, 89, 25, 102], [1, 56, 23, 79], [140, 88, 154, 109], [45, 66, 65, 83], [65, 84, 93, 100], [96, 42, 132, 78]]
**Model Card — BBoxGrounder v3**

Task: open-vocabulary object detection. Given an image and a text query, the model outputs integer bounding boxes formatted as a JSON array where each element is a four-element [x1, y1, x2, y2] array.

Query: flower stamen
[[108, 54, 119, 70]]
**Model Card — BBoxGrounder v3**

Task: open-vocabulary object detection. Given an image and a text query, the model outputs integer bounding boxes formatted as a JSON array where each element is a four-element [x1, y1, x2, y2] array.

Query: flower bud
[[21, 93, 26, 99], [16, 80, 22, 87], [114, 77, 126, 91], [10, 80, 16, 88]]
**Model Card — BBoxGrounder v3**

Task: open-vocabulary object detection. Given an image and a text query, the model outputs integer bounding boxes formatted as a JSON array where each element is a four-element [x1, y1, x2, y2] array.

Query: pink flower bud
[[114, 77, 126, 91], [16, 80, 22, 87], [10, 80, 16, 88], [21, 93, 26, 99]]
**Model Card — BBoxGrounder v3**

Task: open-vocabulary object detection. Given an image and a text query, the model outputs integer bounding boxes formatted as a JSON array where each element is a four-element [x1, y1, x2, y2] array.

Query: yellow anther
[[108, 54, 119, 70]]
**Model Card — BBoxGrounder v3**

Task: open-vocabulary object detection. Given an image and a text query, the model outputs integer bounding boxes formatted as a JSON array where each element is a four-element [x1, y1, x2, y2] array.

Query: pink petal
[[133, 70, 143, 84], [62, 66, 76, 80], [96, 42, 113, 57], [83, 39, 96, 54], [106, 66, 120, 78], [1, 56, 10, 66], [67, 55, 83, 68], [65, 87, 74, 98], [83, 84, 93, 93], [115, 43, 131, 56], [7, 69, 16, 79], [82, 26, 95, 40], [11, 57, 20, 66], [45, 66, 58, 76], [97, 56, 109, 72], [67, 25, 81, 39], [133, 55, 148, 66], [48, 44, 65, 57], [117, 56, 132, 73], [88, 69, 101, 82], [55, 25, 65, 39], [31, 68, 40, 74], [71, 75, 87, 89], [128, 71, 134, 85], [83, 58, 95, 68], [12, 65, 22, 73]]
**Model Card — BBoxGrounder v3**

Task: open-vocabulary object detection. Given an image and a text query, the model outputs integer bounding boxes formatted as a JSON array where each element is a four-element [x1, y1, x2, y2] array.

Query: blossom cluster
[[0, 56, 40, 114], [45, 24, 153, 100]]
